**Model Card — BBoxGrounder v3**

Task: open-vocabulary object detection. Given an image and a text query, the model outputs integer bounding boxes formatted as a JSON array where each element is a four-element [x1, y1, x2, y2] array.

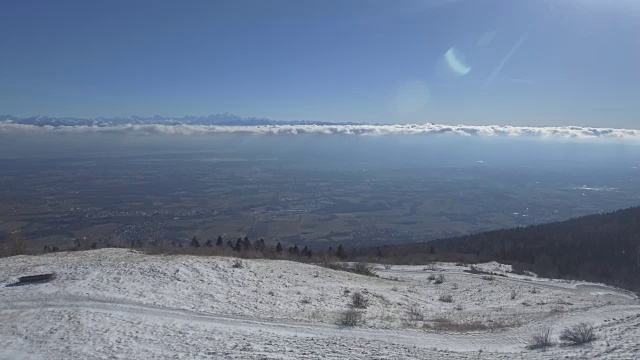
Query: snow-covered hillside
[[1, 249, 638, 359]]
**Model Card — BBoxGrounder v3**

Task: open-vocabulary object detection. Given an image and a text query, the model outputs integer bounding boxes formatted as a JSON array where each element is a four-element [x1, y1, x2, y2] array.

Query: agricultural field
[[1, 142, 639, 252]]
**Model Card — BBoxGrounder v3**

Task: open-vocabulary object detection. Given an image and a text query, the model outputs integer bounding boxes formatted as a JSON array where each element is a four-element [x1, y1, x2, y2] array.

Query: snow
[[1, 249, 639, 359]]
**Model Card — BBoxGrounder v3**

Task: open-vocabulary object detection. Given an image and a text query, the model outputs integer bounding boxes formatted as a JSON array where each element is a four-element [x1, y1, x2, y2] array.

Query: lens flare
[[444, 47, 471, 76]]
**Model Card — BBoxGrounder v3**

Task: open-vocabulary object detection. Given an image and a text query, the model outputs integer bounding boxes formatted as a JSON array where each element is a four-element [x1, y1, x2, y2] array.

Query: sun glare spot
[[444, 47, 472, 76]]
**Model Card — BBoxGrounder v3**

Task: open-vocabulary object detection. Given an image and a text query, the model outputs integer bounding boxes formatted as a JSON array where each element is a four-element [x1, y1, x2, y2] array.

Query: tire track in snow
[[2, 295, 639, 354]]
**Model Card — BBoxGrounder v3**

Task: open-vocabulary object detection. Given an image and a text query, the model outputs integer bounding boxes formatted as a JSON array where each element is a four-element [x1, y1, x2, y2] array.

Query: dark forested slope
[[375, 207, 640, 291]]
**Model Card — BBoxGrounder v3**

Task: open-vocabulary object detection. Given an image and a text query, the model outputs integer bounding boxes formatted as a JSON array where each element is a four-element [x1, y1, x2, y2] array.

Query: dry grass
[[423, 317, 509, 332], [322, 262, 377, 277], [560, 323, 597, 345], [528, 326, 554, 350], [423, 263, 438, 271], [339, 309, 363, 326], [350, 291, 369, 309], [406, 303, 424, 322], [231, 259, 244, 268]]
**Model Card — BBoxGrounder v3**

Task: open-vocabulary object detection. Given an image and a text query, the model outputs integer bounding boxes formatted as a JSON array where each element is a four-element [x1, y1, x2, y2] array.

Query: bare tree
[[8, 233, 26, 256]]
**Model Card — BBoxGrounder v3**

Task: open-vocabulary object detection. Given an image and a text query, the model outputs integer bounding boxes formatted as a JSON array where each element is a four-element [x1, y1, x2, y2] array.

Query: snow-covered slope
[[1, 249, 638, 359]]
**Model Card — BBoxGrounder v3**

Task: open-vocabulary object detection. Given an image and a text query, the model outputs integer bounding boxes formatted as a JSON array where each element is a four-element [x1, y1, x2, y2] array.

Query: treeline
[[181, 235, 314, 258], [141, 235, 354, 264], [367, 206, 640, 291], [29, 232, 351, 263], [9, 206, 640, 292]]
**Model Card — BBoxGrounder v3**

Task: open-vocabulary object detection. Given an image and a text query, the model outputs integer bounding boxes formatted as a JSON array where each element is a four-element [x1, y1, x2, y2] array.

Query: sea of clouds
[[1, 122, 639, 140]]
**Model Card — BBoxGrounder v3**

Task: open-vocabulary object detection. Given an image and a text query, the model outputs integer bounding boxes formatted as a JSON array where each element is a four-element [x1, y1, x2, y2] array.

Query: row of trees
[[182, 235, 351, 260], [188, 235, 266, 252], [10, 231, 349, 261]]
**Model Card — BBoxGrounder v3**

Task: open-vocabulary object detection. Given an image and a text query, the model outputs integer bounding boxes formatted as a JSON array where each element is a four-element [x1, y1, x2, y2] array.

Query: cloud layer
[[1, 122, 639, 140]]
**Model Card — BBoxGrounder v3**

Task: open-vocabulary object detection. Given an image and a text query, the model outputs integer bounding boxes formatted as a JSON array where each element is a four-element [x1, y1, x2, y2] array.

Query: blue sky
[[1, 0, 638, 127]]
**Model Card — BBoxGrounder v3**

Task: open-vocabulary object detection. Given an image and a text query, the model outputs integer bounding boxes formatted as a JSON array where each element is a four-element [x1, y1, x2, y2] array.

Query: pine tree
[[243, 237, 252, 251], [276, 242, 283, 254], [190, 236, 200, 248], [216, 235, 223, 246]]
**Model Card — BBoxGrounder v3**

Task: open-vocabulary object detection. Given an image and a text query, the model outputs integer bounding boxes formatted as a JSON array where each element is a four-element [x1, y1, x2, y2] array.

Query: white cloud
[[1, 121, 640, 141]]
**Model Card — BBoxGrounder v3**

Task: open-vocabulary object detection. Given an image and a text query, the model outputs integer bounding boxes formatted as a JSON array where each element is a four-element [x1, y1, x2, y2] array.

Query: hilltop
[[1, 249, 638, 359]]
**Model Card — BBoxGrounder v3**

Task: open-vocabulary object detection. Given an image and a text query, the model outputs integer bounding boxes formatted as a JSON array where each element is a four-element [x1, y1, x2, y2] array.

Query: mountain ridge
[[0, 113, 359, 127]]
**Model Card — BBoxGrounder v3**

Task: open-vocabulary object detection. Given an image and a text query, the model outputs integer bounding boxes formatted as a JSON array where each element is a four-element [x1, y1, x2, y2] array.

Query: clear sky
[[1, 0, 638, 127]]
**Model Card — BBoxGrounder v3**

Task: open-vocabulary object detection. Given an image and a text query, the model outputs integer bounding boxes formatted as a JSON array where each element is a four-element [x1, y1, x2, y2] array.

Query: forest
[[371, 206, 640, 292]]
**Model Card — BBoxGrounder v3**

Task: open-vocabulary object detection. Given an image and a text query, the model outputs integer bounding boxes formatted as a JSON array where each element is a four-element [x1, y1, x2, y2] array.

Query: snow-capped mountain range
[[0, 114, 357, 127]]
